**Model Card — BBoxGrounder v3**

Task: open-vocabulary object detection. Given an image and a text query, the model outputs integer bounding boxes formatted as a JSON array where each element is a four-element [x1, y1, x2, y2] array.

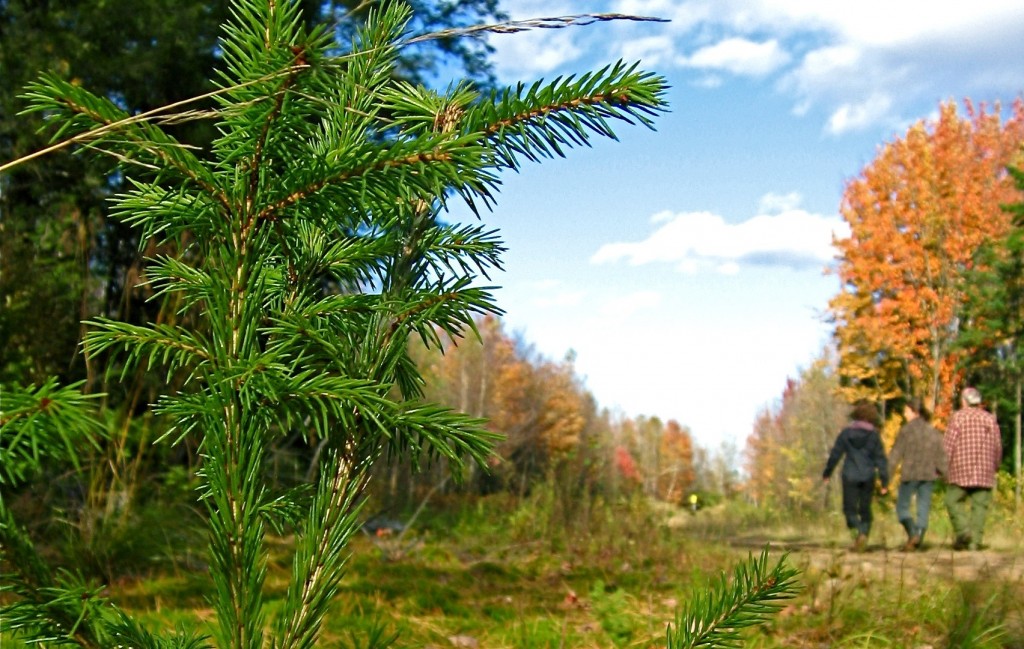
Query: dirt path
[[729, 534, 1024, 582]]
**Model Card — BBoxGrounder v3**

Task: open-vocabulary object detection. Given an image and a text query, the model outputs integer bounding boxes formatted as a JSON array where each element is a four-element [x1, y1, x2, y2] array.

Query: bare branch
[[403, 13, 669, 45]]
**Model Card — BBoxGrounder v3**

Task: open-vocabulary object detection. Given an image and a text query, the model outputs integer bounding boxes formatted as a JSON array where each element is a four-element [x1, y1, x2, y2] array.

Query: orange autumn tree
[[534, 353, 588, 460], [830, 99, 1024, 422], [656, 419, 696, 504], [411, 315, 598, 494], [744, 405, 784, 508], [617, 415, 696, 503], [413, 316, 543, 486]]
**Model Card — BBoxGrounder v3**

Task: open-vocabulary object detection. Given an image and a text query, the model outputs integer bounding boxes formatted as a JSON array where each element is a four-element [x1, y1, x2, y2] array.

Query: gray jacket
[[889, 417, 947, 482]]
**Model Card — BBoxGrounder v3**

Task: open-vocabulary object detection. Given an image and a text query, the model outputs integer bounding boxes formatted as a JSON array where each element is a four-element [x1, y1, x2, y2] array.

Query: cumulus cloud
[[591, 194, 848, 274], [489, 29, 583, 79], [758, 191, 802, 213], [826, 94, 894, 135], [483, 0, 1024, 133], [605, 0, 1024, 133], [681, 38, 790, 76], [619, 35, 678, 67], [486, 0, 584, 79]]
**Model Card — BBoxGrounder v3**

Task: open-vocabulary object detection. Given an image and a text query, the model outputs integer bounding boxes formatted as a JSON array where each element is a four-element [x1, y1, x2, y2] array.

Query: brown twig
[[404, 13, 668, 45]]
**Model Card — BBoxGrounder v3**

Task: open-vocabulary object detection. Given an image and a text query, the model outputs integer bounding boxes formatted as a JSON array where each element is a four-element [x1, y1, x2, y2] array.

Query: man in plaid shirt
[[944, 387, 1003, 551]]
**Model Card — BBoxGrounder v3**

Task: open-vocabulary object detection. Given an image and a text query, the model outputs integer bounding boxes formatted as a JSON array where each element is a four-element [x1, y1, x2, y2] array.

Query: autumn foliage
[[404, 315, 699, 507], [829, 99, 1024, 423], [745, 353, 848, 510]]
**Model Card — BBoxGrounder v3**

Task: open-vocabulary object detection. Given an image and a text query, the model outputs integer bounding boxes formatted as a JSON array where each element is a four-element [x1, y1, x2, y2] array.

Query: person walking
[[823, 401, 889, 552], [944, 387, 1002, 551], [888, 397, 947, 551]]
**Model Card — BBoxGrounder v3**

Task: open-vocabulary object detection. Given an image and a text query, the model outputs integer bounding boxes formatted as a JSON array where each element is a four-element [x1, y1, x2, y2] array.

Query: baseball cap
[[962, 387, 982, 405]]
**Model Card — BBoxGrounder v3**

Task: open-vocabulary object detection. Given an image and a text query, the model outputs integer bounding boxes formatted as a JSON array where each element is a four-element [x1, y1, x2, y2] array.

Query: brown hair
[[906, 396, 931, 422], [850, 400, 880, 427]]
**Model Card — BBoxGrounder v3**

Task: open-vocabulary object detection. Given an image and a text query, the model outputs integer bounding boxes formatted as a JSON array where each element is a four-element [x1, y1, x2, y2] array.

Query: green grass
[[4, 495, 1023, 648]]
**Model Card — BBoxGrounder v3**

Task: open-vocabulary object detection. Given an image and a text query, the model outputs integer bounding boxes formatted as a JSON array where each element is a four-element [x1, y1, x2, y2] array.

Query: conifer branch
[[0, 383, 115, 648], [667, 548, 801, 649], [253, 146, 463, 223], [246, 50, 312, 232], [16, 82, 233, 213], [0, 379, 105, 486]]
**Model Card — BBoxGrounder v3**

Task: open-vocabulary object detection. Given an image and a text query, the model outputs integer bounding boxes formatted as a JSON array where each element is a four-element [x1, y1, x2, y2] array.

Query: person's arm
[[823, 431, 846, 480], [992, 418, 1003, 473], [888, 428, 906, 481], [934, 428, 948, 478], [872, 432, 889, 490], [943, 416, 958, 462]]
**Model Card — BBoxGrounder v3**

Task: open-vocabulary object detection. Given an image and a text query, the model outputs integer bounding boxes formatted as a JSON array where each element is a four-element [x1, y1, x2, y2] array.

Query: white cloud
[[758, 191, 803, 214], [591, 196, 848, 274], [682, 38, 790, 77], [618, 35, 677, 67], [694, 75, 724, 89], [486, 0, 583, 79], [614, 0, 714, 31], [826, 95, 894, 135], [490, 29, 583, 78], [789, 45, 860, 86], [746, 2, 1024, 48], [605, 0, 1024, 133], [780, 45, 910, 133]]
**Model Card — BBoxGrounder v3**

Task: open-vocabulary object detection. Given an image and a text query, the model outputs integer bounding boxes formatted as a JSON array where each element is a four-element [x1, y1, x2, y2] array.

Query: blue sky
[[449, 0, 1024, 449]]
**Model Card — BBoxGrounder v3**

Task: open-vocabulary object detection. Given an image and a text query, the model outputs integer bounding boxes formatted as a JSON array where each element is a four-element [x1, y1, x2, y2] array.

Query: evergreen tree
[[0, 0, 508, 550], [2, 0, 667, 646], [957, 164, 1024, 499]]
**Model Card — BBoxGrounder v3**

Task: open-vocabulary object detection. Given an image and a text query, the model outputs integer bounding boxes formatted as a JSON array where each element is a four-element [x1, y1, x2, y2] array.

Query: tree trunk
[[1016, 377, 1021, 507]]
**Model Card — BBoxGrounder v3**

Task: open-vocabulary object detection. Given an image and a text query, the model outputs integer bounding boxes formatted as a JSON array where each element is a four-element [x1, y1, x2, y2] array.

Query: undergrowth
[[4, 494, 1022, 648]]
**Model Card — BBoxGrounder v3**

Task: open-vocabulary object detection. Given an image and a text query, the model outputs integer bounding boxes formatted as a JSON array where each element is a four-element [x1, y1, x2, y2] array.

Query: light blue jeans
[[896, 480, 935, 540]]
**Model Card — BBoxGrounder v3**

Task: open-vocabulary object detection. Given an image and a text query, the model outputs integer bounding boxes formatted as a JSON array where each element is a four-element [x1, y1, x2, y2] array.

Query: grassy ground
[[5, 494, 1024, 648]]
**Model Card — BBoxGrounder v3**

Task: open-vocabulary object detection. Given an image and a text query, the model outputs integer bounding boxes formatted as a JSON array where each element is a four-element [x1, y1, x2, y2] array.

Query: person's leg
[[841, 479, 870, 550], [841, 479, 860, 532], [966, 488, 993, 549], [856, 480, 873, 536], [896, 481, 915, 538], [946, 484, 971, 548], [915, 481, 935, 543]]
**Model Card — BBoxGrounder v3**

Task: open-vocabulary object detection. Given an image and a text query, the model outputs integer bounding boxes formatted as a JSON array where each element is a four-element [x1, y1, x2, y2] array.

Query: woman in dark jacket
[[823, 401, 889, 551]]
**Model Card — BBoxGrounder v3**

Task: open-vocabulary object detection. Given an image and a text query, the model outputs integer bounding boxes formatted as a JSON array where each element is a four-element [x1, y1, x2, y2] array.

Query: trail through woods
[[666, 506, 1024, 583], [730, 534, 1024, 582]]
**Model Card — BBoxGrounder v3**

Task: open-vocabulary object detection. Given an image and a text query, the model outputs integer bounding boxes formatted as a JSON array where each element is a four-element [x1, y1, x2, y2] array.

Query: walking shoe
[[852, 533, 868, 552], [902, 535, 921, 552], [952, 535, 972, 551]]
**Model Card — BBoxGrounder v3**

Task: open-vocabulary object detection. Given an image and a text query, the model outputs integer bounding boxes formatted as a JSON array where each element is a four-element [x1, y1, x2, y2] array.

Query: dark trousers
[[841, 479, 874, 536]]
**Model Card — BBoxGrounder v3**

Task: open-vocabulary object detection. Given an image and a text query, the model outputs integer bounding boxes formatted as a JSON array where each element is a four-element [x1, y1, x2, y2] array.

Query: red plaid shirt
[[944, 406, 1002, 488]]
